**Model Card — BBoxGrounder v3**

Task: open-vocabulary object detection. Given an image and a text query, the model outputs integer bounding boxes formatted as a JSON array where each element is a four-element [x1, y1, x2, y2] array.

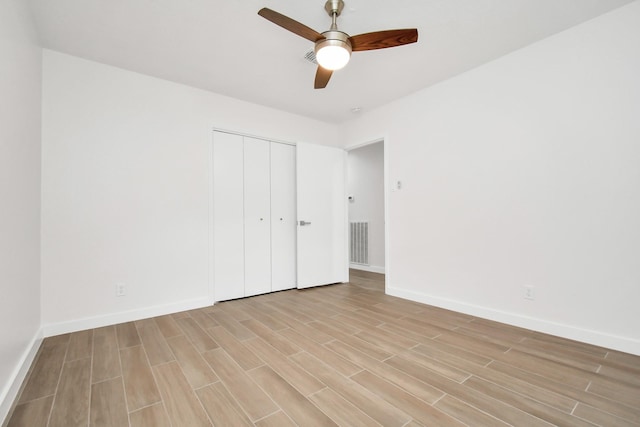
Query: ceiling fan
[[258, 0, 418, 89]]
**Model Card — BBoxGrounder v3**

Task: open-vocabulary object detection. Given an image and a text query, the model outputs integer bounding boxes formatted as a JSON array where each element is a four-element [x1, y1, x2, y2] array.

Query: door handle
[[299, 220, 311, 226]]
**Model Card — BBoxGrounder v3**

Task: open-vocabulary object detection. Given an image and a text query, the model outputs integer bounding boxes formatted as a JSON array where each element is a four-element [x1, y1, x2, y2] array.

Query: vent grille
[[350, 222, 369, 265], [304, 49, 318, 65]]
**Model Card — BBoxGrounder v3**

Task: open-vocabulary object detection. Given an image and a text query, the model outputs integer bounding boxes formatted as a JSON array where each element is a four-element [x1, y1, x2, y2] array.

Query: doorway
[[347, 140, 386, 290]]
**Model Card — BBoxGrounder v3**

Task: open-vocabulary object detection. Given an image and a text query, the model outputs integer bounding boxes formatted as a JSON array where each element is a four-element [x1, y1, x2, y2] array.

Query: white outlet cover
[[524, 286, 535, 300]]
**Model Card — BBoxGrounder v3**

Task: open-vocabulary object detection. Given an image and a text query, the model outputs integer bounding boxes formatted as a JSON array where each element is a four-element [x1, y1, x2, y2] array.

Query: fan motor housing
[[325, 0, 345, 17], [315, 30, 352, 53]]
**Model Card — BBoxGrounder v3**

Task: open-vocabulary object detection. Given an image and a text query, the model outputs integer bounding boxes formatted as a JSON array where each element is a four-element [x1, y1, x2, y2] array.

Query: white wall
[[348, 142, 385, 273], [0, 0, 42, 420], [342, 1, 640, 355], [40, 50, 341, 334]]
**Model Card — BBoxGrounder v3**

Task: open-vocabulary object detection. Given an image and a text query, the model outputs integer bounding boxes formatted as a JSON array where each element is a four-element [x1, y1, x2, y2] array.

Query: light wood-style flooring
[[5, 270, 640, 426]]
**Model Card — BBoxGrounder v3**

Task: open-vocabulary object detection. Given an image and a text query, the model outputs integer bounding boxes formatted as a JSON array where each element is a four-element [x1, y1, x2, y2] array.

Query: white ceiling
[[27, 0, 633, 123]]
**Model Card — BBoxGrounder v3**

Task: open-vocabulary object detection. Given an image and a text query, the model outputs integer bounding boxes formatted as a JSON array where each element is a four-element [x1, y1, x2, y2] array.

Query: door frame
[[345, 136, 389, 285]]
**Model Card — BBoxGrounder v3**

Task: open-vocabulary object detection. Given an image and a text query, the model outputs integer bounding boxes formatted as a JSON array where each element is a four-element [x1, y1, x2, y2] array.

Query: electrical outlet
[[116, 283, 126, 297], [524, 285, 535, 300]]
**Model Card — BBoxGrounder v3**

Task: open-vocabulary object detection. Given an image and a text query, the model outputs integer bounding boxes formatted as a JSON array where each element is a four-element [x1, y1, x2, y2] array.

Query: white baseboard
[[42, 297, 212, 337], [349, 264, 385, 274], [386, 286, 640, 356], [1, 330, 43, 425]]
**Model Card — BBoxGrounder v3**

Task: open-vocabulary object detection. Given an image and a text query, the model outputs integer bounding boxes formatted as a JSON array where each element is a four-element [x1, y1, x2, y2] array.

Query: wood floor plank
[[240, 318, 301, 356], [254, 411, 297, 427], [267, 300, 315, 323], [196, 382, 254, 427], [573, 403, 637, 427], [243, 300, 301, 329], [248, 366, 337, 426], [278, 328, 362, 377], [588, 377, 640, 408], [607, 350, 640, 368], [316, 314, 362, 335], [291, 351, 411, 427], [66, 330, 94, 362], [207, 310, 257, 341], [310, 320, 393, 361], [206, 325, 264, 371], [464, 375, 595, 427], [375, 298, 427, 315], [354, 329, 416, 354], [6, 396, 53, 427], [41, 334, 70, 348], [283, 318, 335, 344], [153, 315, 183, 338], [171, 311, 189, 320], [202, 348, 278, 421], [355, 301, 408, 320], [384, 354, 553, 427], [498, 348, 593, 390], [129, 403, 171, 427], [116, 322, 141, 349], [412, 341, 493, 370], [470, 363, 577, 413], [309, 387, 383, 427], [152, 362, 211, 427], [90, 377, 128, 427], [516, 336, 607, 368], [92, 326, 121, 383], [136, 319, 175, 366], [434, 395, 510, 427], [326, 340, 444, 404], [392, 351, 471, 384], [119, 345, 161, 411], [457, 321, 531, 345], [351, 369, 465, 426], [382, 316, 445, 340], [528, 331, 609, 357], [435, 329, 511, 359], [598, 364, 640, 387], [406, 306, 474, 327], [488, 360, 640, 424], [240, 301, 289, 331], [188, 309, 218, 330], [280, 295, 339, 318], [175, 317, 218, 352], [165, 335, 218, 389], [244, 337, 325, 396], [19, 340, 67, 403], [332, 313, 384, 331], [214, 301, 253, 322], [48, 358, 91, 427]]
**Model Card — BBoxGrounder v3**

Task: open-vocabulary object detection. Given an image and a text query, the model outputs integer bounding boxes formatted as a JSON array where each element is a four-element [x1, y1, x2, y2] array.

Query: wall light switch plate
[[116, 283, 126, 297]]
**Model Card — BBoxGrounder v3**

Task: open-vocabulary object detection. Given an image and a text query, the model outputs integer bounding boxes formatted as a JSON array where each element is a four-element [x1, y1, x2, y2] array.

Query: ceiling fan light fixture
[[315, 31, 352, 70], [258, 2, 418, 88]]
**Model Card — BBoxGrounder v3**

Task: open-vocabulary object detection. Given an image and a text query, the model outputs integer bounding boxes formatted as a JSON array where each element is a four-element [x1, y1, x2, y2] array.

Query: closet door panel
[[271, 142, 297, 291], [243, 137, 272, 296], [213, 132, 245, 301]]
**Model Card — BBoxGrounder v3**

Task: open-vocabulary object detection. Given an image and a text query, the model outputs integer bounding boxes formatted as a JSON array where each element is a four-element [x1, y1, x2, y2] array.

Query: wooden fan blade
[[258, 8, 324, 43], [349, 29, 418, 51], [314, 66, 333, 89]]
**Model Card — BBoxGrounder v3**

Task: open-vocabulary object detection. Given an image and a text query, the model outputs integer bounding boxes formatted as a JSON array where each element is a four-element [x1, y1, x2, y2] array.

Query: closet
[[212, 131, 296, 301]]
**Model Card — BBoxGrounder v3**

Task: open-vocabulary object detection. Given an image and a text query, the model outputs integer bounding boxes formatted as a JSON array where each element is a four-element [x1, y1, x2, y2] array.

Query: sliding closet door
[[212, 131, 245, 301], [243, 137, 272, 297], [271, 142, 296, 291]]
